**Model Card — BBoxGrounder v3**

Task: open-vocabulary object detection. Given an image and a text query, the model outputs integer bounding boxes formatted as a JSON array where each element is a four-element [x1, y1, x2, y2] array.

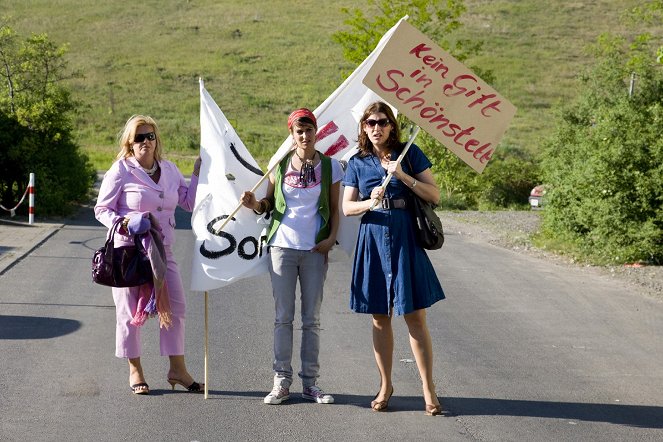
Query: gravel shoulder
[[438, 210, 663, 300]]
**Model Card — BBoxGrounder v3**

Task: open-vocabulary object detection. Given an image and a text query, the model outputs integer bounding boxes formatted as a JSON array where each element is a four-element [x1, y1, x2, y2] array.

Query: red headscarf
[[287, 108, 317, 130]]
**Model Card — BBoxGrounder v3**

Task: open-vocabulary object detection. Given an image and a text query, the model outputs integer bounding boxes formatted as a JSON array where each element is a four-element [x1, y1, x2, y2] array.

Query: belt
[[380, 198, 407, 210]]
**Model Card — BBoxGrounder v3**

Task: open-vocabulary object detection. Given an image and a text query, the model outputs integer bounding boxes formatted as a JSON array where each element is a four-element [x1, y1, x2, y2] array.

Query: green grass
[[3, 0, 659, 173], [456, 0, 660, 152]]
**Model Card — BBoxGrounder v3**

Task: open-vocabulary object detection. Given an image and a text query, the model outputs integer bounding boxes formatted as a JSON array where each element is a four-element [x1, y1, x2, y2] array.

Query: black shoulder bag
[[92, 218, 153, 287], [406, 157, 445, 250]]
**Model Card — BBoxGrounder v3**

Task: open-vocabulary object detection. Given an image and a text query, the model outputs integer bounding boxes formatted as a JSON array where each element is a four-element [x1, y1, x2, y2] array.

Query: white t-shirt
[[269, 158, 344, 250]]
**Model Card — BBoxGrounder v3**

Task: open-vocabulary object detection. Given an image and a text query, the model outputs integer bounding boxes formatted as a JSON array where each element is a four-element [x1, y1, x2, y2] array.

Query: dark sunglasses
[[365, 118, 390, 128], [134, 132, 156, 143]]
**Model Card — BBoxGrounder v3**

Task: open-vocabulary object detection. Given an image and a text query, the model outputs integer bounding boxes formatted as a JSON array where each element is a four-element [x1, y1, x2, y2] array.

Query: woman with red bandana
[[240, 108, 343, 405]]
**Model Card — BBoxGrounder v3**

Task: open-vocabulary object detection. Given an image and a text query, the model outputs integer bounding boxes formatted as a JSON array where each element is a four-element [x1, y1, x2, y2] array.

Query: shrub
[[474, 146, 540, 210], [1, 23, 94, 217], [540, 34, 663, 264]]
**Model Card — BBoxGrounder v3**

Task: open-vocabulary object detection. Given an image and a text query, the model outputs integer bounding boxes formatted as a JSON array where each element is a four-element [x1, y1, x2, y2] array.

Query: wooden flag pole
[[369, 126, 421, 210], [204, 145, 295, 399], [213, 146, 294, 235], [204, 290, 209, 399]]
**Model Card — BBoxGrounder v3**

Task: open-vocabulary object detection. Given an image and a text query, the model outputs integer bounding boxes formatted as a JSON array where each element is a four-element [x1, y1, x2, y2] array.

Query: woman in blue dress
[[342, 101, 444, 415]]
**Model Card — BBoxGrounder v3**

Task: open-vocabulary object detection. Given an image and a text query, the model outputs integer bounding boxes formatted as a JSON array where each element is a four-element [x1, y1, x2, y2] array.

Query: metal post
[[28, 173, 35, 225]]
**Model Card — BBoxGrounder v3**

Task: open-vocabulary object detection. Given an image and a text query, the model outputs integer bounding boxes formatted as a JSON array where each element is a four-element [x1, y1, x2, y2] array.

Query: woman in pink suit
[[95, 115, 203, 395]]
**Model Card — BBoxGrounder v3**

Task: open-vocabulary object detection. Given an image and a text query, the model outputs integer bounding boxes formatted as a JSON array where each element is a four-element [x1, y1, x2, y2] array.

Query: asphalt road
[[1, 206, 662, 441]]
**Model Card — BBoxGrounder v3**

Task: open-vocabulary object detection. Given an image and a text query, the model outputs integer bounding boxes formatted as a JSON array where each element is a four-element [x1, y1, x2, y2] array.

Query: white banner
[[190, 80, 270, 292], [268, 18, 403, 255], [190, 19, 407, 291]]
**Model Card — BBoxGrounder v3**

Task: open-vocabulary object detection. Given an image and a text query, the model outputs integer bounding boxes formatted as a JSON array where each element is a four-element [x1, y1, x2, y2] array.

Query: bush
[[421, 130, 540, 211], [540, 34, 663, 264], [1, 23, 94, 217], [474, 146, 540, 210]]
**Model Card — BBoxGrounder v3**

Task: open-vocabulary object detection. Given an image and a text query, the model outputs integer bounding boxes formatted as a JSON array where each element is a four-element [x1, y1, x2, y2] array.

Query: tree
[[332, 0, 480, 68], [540, 13, 663, 264], [0, 21, 93, 217]]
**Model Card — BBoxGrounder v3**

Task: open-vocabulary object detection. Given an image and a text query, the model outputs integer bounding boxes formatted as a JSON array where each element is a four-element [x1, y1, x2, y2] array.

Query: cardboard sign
[[363, 20, 516, 173]]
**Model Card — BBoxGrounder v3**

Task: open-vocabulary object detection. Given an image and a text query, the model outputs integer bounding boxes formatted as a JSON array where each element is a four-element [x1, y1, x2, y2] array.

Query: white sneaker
[[302, 385, 334, 404], [264, 386, 290, 404]]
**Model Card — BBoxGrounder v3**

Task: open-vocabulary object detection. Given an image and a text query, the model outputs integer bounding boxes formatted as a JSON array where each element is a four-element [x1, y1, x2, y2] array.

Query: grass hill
[[2, 0, 655, 172]]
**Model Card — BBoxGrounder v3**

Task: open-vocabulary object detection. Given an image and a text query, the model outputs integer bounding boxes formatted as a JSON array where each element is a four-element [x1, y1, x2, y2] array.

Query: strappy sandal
[[370, 385, 393, 412], [130, 382, 150, 395], [425, 401, 443, 416], [167, 378, 204, 393]]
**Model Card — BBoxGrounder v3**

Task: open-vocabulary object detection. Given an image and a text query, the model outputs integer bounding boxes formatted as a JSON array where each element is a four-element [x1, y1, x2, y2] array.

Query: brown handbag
[[92, 218, 153, 287]]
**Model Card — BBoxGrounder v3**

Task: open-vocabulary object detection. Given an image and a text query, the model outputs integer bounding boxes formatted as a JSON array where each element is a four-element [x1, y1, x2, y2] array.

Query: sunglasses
[[365, 118, 390, 128], [134, 132, 156, 143]]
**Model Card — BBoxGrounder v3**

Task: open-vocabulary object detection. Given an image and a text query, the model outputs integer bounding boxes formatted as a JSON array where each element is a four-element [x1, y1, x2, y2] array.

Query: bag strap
[[404, 155, 418, 197], [103, 218, 123, 260]]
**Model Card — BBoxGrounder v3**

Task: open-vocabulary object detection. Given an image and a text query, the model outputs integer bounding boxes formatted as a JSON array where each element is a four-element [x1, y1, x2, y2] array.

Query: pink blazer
[[95, 157, 198, 247]]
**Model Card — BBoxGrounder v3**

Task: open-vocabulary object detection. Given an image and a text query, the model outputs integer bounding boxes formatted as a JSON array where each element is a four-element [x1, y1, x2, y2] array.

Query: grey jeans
[[268, 246, 328, 389]]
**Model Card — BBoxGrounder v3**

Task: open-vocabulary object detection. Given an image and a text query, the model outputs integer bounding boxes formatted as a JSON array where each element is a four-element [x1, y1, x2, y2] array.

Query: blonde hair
[[116, 114, 163, 161]]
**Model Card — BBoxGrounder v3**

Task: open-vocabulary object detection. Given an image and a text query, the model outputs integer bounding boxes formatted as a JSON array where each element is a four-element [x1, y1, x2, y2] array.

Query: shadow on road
[[445, 397, 663, 429], [181, 392, 663, 428], [0, 314, 81, 339]]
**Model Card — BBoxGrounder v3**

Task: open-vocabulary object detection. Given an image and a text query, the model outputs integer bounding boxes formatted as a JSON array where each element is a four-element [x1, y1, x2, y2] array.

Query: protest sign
[[363, 20, 516, 173]]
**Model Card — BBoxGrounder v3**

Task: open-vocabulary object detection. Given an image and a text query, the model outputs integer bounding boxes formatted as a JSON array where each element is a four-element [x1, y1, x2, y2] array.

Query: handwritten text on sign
[[363, 20, 516, 173]]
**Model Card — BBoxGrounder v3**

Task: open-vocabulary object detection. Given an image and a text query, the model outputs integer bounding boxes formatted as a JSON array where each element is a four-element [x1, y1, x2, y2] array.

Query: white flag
[[268, 19, 402, 255], [190, 79, 270, 291]]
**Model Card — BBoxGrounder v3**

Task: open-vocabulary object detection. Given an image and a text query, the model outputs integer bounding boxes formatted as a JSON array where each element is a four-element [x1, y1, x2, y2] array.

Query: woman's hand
[[385, 160, 405, 179], [312, 237, 335, 255], [370, 186, 385, 201], [193, 156, 202, 177], [240, 191, 258, 210]]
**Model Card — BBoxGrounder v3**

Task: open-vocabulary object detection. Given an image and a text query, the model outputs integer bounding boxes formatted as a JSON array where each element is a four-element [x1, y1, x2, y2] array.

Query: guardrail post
[[28, 173, 35, 225]]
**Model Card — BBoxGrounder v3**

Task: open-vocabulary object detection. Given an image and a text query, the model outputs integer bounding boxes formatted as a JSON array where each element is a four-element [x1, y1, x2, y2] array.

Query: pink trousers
[[111, 246, 186, 359]]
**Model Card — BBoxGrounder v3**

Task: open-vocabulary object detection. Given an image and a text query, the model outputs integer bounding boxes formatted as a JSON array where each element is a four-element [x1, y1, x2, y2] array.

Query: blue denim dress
[[342, 143, 445, 316]]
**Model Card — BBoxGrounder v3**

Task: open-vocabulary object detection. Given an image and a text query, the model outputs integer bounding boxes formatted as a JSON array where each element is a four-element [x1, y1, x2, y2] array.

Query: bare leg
[[403, 309, 440, 408], [372, 313, 394, 402], [167, 355, 201, 388], [128, 357, 148, 393]]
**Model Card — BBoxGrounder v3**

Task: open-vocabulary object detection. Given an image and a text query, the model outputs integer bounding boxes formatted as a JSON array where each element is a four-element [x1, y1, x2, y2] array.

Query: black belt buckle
[[381, 198, 391, 210]]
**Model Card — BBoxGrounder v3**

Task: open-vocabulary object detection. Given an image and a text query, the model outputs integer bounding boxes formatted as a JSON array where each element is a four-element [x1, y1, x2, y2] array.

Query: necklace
[[373, 147, 391, 164], [294, 150, 317, 186], [142, 161, 159, 176]]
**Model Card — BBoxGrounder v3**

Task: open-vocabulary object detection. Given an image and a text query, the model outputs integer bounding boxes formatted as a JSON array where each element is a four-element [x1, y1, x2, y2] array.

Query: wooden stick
[[204, 290, 209, 399], [212, 147, 293, 235], [369, 126, 421, 210]]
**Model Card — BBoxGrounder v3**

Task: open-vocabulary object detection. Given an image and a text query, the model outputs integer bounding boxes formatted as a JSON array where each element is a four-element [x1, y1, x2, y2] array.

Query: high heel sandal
[[167, 378, 204, 393], [130, 382, 150, 395], [370, 385, 393, 412], [425, 402, 442, 416]]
